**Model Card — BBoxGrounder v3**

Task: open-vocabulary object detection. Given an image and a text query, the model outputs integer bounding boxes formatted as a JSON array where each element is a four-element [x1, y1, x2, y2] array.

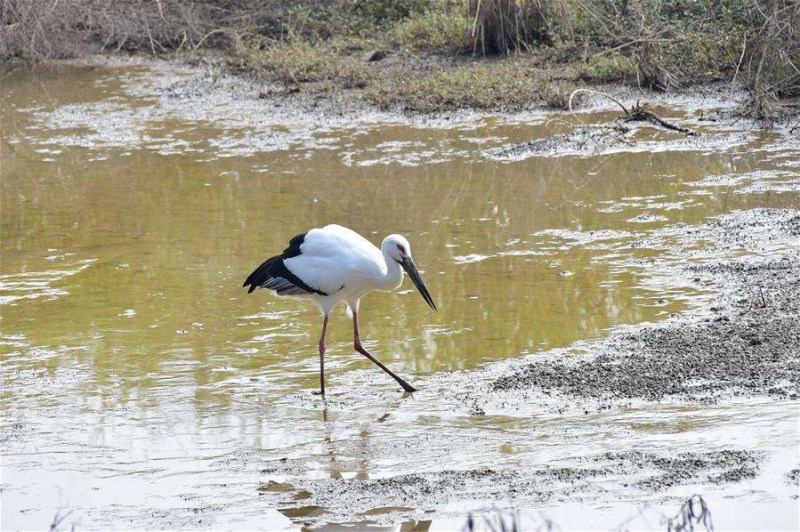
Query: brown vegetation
[[734, 0, 799, 121], [0, 0, 219, 59], [1, 1, 798, 120]]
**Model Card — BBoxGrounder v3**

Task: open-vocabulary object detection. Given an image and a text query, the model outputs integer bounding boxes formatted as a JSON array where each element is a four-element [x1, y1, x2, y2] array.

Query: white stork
[[243, 224, 437, 395]]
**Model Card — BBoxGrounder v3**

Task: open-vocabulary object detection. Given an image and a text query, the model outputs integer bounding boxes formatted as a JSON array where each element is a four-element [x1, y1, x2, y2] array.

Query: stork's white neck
[[379, 242, 404, 290]]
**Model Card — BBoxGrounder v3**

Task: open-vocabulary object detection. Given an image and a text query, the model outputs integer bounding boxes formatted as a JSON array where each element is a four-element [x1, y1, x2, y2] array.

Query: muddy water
[[1, 63, 798, 529]]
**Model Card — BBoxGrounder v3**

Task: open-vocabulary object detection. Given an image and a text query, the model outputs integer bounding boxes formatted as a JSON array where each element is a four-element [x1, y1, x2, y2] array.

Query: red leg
[[353, 310, 417, 393], [316, 315, 329, 396]]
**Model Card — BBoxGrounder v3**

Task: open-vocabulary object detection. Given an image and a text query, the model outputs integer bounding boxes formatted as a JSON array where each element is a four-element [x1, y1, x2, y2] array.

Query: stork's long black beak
[[400, 257, 437, 311]]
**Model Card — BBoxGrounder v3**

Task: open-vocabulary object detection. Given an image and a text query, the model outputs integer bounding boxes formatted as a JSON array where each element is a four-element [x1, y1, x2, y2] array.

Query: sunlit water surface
[[1, 64, 798, 530]]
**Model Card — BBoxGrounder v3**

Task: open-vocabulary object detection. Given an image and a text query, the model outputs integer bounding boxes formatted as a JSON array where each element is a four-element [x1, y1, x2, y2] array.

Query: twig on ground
[[666, 494, 714, 532], [49, 507, 74, 532]]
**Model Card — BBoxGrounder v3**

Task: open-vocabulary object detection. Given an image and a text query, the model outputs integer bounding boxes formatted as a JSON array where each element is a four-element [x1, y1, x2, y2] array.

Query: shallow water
[[1, 63, 798, 529]]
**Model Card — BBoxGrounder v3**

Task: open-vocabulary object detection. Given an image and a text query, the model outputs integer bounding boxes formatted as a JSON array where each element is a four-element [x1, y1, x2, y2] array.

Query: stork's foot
[[400, 382, 418, 394], [397, 378, 417, 393], [312, 390, 325, 396]]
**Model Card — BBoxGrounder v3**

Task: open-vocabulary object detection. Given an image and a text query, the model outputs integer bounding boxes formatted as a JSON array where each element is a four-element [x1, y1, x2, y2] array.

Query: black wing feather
[[243, 232, 328, 296]]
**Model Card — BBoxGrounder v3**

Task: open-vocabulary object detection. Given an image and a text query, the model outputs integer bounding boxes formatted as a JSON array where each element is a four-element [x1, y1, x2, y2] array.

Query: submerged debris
[[492, 127, 629, 158]]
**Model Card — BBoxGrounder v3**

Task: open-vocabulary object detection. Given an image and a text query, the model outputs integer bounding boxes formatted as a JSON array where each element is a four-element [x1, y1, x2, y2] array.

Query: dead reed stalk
[[468, 0, 550, 55]]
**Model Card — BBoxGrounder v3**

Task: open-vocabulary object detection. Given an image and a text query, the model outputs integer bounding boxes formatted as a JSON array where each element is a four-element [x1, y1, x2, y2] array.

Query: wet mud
[[272, 449, 764, 526], [492, 210, 800, 402]]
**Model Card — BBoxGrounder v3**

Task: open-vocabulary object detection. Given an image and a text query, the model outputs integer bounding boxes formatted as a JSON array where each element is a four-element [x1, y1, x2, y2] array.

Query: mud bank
[[492, 210, 800, 402], [36, 55, 771, 131], [287, 449, 762, 522]]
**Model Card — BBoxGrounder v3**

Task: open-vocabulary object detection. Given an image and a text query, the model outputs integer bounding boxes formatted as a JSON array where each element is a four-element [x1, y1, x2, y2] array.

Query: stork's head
[[382, 234, 437, 311], [383, 234, 412, 263]]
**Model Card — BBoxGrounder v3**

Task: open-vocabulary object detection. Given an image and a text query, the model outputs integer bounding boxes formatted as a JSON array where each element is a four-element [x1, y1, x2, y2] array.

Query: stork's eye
[[397, 244, 406, 255]]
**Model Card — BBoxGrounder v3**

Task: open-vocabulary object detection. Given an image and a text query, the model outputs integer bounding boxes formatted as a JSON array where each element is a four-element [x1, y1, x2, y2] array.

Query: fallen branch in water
[[568, 89, 699, 136], [624, 103, 699, 136]]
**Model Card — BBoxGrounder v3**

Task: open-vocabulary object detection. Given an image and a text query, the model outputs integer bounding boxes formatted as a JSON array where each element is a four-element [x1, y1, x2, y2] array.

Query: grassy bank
[[2, 0, 798, 121]]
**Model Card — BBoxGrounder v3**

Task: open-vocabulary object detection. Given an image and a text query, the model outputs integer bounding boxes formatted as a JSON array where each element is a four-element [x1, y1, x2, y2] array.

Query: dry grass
[[365, 59, 580, 112], [468, 0, 551, 55], [578, 53, 637, 83], [541, 79, 583, 109], [366, 62, 533, 112], [233, 36, 371, 88]]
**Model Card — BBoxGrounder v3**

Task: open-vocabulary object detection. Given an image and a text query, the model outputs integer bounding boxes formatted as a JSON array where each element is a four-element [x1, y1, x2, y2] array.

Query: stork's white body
[[243, 224, 436, 395], [282, 225, 404, 316]]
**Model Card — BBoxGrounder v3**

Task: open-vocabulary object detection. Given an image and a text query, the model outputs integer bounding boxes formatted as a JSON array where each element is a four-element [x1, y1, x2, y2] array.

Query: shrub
[[0, 0, 217, 60]]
